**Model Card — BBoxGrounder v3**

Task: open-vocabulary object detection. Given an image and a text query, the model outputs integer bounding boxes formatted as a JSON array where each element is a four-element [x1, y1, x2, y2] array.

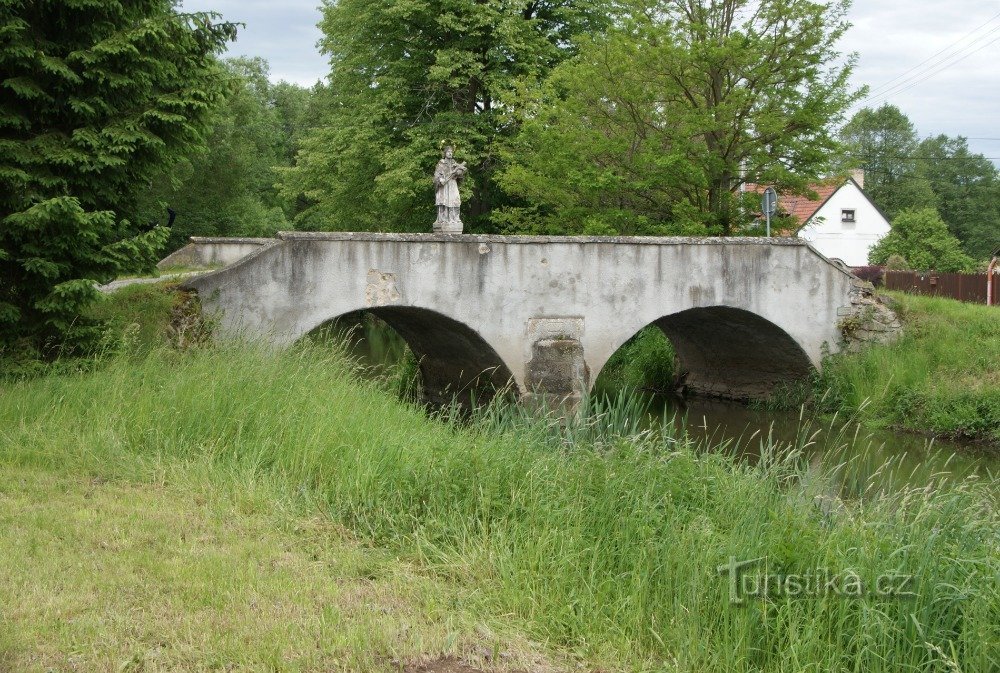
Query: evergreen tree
[[0, 1, 235, 353], [280, 0, 608, 233]]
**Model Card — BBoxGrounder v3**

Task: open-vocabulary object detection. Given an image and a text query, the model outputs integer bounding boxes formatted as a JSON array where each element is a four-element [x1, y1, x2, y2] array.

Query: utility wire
[[862, 9, 1000, 100], [863, 32, 1000, 105]]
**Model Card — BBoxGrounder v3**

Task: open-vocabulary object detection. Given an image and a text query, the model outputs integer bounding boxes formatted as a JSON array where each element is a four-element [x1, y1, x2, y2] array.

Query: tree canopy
[[838, 104, 935, 220], [842, 104, 1000, 261], [278, 0, 609, 233], [137, 58, 321, 251], [869, 208, 974, 272], [915, 135, 1000, 260], [499, 0, 861, 235], [0, 1, 236, 352]]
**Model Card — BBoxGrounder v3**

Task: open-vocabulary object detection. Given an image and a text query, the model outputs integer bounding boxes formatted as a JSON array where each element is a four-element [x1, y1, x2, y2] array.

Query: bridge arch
[[306, 306, 516, 408], [593, 306, 814, 401]]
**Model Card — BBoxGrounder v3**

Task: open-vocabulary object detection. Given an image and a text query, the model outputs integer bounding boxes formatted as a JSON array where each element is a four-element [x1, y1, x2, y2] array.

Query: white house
[[779, 171, 891, 267]]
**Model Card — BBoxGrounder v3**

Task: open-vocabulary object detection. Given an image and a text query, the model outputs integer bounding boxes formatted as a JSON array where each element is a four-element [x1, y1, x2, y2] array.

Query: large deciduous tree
[[0, 1, 235, 353], [279, 0, 608, 233], [841, 105, 1000, 260], [137, 58, 319, 251], [915, 135, 1000, 260], [838, 104, 935, 219], [499, 0, 862, 235]]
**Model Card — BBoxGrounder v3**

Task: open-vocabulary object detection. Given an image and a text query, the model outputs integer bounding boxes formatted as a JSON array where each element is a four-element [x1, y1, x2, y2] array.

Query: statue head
[[443, 145, 454, 159]]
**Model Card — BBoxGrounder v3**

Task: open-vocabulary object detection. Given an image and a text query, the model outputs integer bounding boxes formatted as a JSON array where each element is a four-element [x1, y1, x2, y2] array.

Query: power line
[[863, 32, 1000, 105], [862, 9, 1000, 100], [847, 155, 1000, 161]]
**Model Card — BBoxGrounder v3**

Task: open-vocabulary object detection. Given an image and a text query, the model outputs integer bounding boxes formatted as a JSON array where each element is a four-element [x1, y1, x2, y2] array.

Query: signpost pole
[[762, 187, 777, 238]]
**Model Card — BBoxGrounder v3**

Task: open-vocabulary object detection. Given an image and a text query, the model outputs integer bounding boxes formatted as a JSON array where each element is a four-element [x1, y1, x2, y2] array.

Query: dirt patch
[[404, 657, 488, 673]]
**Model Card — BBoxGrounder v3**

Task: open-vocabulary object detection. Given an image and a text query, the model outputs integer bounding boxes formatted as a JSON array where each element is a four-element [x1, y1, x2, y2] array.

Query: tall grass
[[819, 293, 1000, 444], [1, 341, 996, 672], [592, 326, 676, 394]]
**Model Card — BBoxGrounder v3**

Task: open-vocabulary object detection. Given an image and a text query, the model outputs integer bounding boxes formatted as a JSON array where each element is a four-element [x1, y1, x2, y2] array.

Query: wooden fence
[[884, 270, 999, 305]]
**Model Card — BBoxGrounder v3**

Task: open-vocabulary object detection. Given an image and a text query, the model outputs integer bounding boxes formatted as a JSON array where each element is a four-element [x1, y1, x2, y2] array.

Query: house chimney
[[849, 168, 865, 189]]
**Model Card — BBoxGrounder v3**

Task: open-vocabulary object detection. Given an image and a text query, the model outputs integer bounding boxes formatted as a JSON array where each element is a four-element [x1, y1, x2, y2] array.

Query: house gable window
[[841, 209, 856, 225]]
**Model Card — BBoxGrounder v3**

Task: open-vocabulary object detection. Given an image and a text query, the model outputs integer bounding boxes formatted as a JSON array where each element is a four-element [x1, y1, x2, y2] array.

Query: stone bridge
[[181, 232, 890, 407]]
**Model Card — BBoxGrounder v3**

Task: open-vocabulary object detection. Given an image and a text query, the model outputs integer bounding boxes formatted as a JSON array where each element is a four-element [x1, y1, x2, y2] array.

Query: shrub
[[851, 265, 885, 287]]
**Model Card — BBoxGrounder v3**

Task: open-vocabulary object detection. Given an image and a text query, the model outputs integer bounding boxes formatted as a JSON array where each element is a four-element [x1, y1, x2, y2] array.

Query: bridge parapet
[[157, 236, 276, 271], [183, 232, 882, 407]]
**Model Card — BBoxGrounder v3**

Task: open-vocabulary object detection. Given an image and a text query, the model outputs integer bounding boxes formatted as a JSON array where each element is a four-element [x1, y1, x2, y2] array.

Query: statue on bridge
[[433, 145, 467, 233]]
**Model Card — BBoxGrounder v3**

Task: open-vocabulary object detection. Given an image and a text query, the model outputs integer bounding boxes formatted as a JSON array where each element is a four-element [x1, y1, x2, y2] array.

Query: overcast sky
[[181, 0, 1000, 160]]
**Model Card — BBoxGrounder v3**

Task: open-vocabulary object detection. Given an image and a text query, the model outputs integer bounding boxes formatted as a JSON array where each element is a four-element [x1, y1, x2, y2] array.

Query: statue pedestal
[[433, 217, 463, 234]]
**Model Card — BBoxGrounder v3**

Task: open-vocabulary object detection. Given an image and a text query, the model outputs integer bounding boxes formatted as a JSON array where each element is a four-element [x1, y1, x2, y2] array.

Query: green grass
[[88, 282, 187, 352], [0, 462, 555, 672], [818, 293, 1000, 444], [593, 326, 676, 394], [1, 338, 996, 672]]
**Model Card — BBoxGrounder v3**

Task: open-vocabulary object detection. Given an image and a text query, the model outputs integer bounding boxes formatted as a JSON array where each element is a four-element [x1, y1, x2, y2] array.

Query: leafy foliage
[[884, 254, 909, 271], [915, 134, 1000, 260], [500, 0, 862, 235], [869, 208, 974, 272], [0, 1, 235, 352], [592, 326, 676, 394], [279, 0, 609, 233], [841, 105, 1000, 260], [136, 58, 321, 250], [839, 104, 935, 219]]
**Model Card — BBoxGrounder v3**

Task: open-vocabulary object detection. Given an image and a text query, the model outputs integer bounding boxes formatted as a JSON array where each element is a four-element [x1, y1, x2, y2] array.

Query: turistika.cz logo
[[717, 556, 916, 605]]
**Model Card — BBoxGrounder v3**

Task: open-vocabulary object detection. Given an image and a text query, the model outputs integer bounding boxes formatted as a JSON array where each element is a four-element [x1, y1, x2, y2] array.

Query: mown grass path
[[0, 461, 555, 672]]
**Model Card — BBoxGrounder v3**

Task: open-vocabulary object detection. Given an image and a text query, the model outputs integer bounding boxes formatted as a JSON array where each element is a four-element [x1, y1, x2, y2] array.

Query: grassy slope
[[0, 463, 551, 672], [819, 293, 1000, 444], [1, 323, 997, 670]]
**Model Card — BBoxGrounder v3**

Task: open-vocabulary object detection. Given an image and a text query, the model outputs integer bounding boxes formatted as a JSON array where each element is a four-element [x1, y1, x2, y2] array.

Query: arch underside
[[330, 307, 515, 408], [653, 306, 814, 400]]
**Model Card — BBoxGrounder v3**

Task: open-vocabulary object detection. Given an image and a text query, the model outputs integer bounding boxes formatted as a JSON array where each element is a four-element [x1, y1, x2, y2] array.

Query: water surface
[[323, 313, 997, 495]]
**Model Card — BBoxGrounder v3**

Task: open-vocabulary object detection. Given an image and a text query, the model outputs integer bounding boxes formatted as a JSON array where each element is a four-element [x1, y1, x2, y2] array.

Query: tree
[[839, 105, 935, 219], [279, 0, 609, 233], [0, 2, 235, 353], [499, 0, 862, 235], [869, 208, 974, 272], [137, 58, 314, 250], [915, 135, 1000, 260]]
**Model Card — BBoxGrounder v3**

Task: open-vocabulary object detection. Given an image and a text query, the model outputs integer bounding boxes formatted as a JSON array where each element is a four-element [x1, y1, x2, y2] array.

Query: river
[[321, 314, 997, 496]]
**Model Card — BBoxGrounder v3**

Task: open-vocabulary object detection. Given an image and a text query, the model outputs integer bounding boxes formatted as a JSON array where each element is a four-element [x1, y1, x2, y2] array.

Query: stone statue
[[433, 145, 468, 233]]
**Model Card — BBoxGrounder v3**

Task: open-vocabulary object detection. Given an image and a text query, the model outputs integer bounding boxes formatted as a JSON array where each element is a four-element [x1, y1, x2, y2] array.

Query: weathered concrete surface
[[157, 237, 275, 270], [97, 271, 202, 294], [183, 232, 877, 406]]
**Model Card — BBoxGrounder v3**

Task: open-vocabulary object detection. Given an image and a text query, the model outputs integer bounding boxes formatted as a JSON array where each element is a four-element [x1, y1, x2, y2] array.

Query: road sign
[[762, 187, 778, 216], [762, 187, 778, 237]]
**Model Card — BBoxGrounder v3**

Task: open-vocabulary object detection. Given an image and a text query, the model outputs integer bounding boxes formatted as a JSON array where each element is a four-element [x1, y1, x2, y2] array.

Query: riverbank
[[596, 292, 1000, 448], [816, 293, 1000, 445], [1, 285, 996, 671]]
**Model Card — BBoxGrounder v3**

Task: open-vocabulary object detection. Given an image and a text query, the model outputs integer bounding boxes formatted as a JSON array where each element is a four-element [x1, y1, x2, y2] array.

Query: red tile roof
[[744, 180, 843, 232]]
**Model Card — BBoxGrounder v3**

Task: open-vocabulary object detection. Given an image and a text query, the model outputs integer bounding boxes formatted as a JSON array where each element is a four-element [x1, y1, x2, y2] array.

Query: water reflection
[[632, 393, 995, 497], [321, 312, 997, 494]]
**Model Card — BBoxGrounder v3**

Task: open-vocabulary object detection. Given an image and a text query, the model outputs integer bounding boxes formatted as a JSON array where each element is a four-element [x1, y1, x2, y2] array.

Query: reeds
[[1, 341, 996, 671]]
